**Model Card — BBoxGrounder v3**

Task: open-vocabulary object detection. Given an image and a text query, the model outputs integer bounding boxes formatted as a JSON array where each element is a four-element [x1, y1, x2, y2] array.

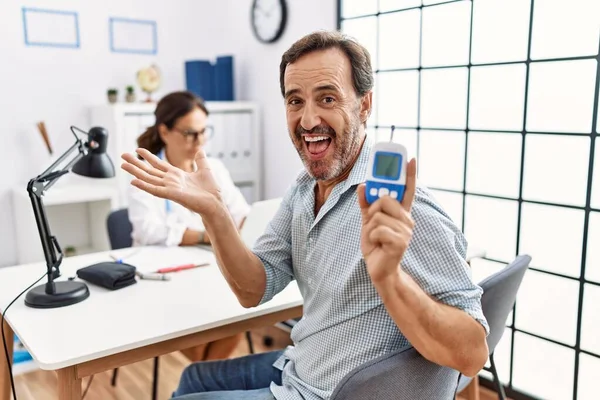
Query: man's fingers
[[136, 148, 171, 172], [122, 153, 165, 179], [364, 212, 413, 243], [367, 196, 407, 220], [369, 226, 401, 247], [131, 179, 170, 199], [121, 162, 165, 187], [369, 225, 412, 252], [401, 158, 417, 212]]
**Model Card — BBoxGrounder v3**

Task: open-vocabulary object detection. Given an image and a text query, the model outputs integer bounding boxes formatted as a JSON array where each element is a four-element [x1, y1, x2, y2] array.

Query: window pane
[[586, 212, 600, 284], [516, 270, 579, 345], [468, 64, 526, 131], [531, 0, 600, 60], [591, 138, 600, 208], [466, 132, 522, 198], [341, 17, 378, 70], [471, 0, 531, 64], [464, 196, 518, 262], [419, 130, 465, 190], [494, 327, 513, 385], [420, 68, 468, 129], [375, 128, 418, 161], [421, 1, 471, 67], [581, 284, 600, 355], [523, 134, 590, 206], [470, 258, 505, 286], [379, 0, 421, 12], [513, 333, 575, 400], [578, 354, 600, 400], [341, 0, 377, 18], [429, 190, 463, 228], [370, 74, 380, 127], [526, 60, 598, 134], [520, 203, 584, 278], [377, 71, 419, 127], [379, 9, 420, 70]]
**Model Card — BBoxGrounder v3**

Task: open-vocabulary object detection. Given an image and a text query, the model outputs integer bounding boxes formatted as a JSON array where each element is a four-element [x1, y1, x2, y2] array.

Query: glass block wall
[[339, 1, 600, 399]]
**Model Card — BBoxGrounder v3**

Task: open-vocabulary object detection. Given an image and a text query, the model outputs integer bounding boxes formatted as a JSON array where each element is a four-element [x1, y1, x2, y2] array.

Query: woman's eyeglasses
[[172, 126, 214, 142]]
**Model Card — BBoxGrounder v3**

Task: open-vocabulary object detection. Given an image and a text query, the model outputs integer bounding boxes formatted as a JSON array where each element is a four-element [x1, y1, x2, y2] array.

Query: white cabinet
[[89, 102, 262, 208]]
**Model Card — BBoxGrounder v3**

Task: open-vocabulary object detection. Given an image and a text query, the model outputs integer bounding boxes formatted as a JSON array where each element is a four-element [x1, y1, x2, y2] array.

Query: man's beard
[[293, 116, 362, 181]]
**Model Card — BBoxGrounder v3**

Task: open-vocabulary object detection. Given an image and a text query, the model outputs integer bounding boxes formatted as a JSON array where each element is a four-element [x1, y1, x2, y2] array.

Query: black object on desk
[[77, 262, 137, 290], [24, 126, 115, 309]]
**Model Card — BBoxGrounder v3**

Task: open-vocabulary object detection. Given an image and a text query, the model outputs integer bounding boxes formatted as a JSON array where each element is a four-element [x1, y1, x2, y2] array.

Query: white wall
[[0, 0, 222, 267], [189, 0, 338, 198], [0, 0, 337, 267]]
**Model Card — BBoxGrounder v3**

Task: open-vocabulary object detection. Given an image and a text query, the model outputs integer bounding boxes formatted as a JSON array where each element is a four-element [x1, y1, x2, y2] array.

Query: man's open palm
[[121, 148, 221, 216]]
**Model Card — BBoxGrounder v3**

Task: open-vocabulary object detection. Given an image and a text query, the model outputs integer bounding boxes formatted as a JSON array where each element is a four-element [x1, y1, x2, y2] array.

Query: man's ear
[[360, 91, 373, 125]]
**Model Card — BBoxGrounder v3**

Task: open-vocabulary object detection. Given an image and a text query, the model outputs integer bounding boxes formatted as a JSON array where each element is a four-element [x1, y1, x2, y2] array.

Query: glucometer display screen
[[374, 153, 401, 179]]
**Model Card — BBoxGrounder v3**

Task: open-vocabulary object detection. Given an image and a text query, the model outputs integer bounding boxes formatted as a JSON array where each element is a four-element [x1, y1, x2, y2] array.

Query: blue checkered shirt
[[253, 135, 489, 400]]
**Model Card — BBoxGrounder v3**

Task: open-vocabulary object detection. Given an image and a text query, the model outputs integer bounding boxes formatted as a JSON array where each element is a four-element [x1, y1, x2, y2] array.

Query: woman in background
[[129, 91, 250, 247], [128, 91, 250, 361]]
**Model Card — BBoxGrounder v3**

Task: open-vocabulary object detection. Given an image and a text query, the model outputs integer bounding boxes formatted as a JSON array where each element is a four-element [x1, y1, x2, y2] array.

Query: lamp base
[[25, 281, 90, 309]]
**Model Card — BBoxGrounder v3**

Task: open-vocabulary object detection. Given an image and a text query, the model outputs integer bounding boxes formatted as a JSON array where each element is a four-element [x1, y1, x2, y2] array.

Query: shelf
[[92, 101, 258, 115], [13, 181, 118, 207]]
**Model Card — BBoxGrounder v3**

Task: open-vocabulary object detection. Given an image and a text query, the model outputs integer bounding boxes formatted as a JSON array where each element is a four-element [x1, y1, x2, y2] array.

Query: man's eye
[[322, 97, 335, 103], [288, 99, 301, 105]]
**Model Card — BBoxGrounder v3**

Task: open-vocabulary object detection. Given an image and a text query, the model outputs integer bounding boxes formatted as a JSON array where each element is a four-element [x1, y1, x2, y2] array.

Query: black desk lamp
[[24, 126, 115, 309]]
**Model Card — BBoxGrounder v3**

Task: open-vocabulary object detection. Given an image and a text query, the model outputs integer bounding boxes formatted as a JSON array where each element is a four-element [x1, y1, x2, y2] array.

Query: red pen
[[156, 262, 209, 274]]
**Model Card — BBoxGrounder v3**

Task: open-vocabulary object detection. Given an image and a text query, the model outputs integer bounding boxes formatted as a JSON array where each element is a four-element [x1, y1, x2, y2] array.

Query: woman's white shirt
[[128, 154, 251, 246]]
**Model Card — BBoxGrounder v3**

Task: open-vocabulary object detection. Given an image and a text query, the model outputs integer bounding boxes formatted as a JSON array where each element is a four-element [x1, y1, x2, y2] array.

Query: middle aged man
[[121, 30, 489, 400]]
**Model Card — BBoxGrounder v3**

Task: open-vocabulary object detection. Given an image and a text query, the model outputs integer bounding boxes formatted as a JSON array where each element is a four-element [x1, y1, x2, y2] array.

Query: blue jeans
[[171, 350, 284, 399]]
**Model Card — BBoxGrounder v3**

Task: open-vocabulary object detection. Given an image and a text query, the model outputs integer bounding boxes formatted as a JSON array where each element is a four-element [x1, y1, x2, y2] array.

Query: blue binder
[[185, 60, 215, 100], [185, 56, 235, 101], [214, 56, 234, 101]]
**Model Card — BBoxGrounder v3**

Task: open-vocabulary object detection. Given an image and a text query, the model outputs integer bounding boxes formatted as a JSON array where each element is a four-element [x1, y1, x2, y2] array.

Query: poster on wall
[[109, 17, 157, 55], [22, 7, 80, 48]]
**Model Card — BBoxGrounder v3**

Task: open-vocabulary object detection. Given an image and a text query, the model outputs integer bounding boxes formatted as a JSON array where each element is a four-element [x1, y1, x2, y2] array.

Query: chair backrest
[[240, 198, 282, 248], [106, 209, 133, 250], [330, 345, 460, 400], [478, 254, 531, 352]]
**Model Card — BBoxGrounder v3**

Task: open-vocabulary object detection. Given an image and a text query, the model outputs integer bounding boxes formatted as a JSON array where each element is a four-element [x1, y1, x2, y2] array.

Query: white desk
[[0, 247, 303, 400]]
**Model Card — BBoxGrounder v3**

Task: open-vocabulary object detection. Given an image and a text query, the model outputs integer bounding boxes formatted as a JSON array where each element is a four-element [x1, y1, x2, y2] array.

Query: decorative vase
[[126, 93, 136, 103], [108, 93, 118, 104]]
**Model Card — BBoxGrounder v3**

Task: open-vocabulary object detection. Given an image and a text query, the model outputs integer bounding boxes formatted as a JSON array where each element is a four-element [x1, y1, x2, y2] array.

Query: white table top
[[0, 246, 303, 370]]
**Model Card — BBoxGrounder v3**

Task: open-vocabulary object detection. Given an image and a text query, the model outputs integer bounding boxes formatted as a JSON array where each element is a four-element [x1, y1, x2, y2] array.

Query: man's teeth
[[304, 136, 329, 142]]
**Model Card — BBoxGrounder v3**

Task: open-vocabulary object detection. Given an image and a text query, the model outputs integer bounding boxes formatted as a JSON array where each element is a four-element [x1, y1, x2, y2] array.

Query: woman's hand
[[121, 148, 223, 218]]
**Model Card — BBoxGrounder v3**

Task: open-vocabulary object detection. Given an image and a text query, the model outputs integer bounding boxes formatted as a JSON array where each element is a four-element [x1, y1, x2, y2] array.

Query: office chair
[[457, 254, 531, 400], [106, 208, 255, 400], [329, 254, 530, 400], [330, 344, 460, 400]]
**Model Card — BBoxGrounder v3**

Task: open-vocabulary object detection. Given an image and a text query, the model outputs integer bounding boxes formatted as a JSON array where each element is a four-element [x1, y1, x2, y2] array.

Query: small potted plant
[[64, 246, 77, 257], [107, 88, 118, 104], [125, 85, 136, 103]]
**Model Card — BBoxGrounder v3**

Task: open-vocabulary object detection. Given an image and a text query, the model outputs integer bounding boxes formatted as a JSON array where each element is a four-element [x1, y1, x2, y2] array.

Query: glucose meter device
[[365, 126, 407, 204]]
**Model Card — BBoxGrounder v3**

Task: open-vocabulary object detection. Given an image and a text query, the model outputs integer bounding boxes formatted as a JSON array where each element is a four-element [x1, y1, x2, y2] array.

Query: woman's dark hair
[[137, 91, 209, 155]]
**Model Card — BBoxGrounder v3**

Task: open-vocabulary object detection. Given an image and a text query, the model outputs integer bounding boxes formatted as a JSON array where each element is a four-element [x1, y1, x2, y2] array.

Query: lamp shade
[[72, 127, 115, 178]]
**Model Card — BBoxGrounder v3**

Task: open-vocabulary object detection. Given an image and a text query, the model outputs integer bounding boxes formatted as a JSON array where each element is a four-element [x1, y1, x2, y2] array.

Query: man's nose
[[300, 102, 321, 131]]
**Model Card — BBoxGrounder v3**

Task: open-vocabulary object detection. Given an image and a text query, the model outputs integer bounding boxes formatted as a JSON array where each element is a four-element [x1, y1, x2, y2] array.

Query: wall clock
[[251, 0, 287, 44]]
